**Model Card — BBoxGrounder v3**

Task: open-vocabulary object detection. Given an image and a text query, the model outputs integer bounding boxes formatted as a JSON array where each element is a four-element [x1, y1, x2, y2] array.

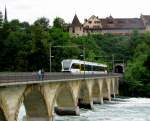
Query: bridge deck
[[0, 72, 121, 86]]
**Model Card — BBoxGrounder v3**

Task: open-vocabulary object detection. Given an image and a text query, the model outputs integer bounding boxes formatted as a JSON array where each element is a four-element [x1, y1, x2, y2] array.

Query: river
[[18, 97, 150, 121]]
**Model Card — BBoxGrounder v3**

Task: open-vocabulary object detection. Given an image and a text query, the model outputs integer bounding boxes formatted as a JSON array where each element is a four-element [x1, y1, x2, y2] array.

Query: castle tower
[[69, 14, 83, 36]]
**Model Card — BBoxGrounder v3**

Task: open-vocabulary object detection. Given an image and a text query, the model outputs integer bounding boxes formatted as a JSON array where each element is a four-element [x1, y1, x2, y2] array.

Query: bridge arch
[[92, 80, 101, 103], [0, 106, 6, 121], [78, 81, 92, 109], [22, 85, 49, 120], [54, 82, 79, 115], [55, 83, 75, 108]]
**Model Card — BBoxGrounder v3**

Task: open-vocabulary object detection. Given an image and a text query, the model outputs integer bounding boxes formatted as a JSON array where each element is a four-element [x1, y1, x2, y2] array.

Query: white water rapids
[[18, 97, 150, 121]]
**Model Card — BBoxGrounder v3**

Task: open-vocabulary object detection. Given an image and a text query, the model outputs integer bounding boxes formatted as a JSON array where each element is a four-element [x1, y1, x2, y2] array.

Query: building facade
[[69, 14, 150, 36]]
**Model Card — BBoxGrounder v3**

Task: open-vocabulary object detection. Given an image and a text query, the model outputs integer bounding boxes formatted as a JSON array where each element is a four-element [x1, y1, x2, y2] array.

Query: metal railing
[[0, 72, 121, 85]]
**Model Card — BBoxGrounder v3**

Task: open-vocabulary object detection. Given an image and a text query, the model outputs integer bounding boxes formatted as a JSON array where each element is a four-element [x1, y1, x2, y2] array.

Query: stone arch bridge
[[0, 72, 120, 121]]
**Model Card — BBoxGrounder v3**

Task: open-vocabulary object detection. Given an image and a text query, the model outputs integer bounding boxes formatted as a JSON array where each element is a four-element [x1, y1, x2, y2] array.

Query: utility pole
[[112, 54, 115, 73], [83, 44, 85, 78], [49, 43, 52, 72]]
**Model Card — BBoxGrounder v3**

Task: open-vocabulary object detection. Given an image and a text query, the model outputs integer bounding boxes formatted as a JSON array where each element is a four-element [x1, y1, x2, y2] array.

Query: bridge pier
[[110, 78, 116, 98], [54, 106, 79, 116], [115, 77, 119, 95], [78, 100, 93, 109], [102, 78, 111, 101]]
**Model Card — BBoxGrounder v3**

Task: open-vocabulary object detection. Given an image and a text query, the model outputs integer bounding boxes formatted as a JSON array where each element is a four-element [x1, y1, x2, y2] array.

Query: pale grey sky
[[0, 0, 150, 25]]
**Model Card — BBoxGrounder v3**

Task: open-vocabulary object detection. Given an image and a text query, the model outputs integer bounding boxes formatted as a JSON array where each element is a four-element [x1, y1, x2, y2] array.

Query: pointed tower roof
[[71, 14, 82, 27], [4, 5, 8, 22]]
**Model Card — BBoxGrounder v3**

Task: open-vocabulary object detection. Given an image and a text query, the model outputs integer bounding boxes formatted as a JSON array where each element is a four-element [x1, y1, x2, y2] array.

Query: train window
[[99, 66, 104, 71], [93, 66, 97, 71], [93, 66, 95, 71], [85, 65, 88, 71], [99, 66, 105, 71], [64, 68, 69, 70], [81, 64, 84, 71], [85, 65, 91, 71], [81, 64, 92, 71], [96, 66, 99, 71], [71, 63, 80, 69], [85, 65, 87, 71], [93, 66, 105, 71], [89, 65, 92, 71]]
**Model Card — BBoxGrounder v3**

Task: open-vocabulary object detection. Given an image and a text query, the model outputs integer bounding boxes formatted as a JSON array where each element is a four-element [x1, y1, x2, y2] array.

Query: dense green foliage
[[125, 32, 150, 97], [0, 12, 150, 96], [0, 17, 103, 71]]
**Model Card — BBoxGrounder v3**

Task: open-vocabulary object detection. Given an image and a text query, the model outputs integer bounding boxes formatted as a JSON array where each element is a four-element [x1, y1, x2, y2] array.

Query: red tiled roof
[[100, 18, 145, 30]]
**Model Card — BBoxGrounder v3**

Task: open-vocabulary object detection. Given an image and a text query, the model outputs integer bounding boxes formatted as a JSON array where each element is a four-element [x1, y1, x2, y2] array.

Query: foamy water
[[18, 97, 150, 121]]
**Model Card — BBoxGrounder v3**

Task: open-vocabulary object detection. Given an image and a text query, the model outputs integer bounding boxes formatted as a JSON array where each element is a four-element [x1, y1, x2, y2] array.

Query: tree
[[125, 32, 150, 97], [9, 19, 21, 31], [34, 17, 50, 31], [53, 17, 66, 30], [20, 21, 30, 30], [128, 30, 141, 56], [28, 22, 50, 71]]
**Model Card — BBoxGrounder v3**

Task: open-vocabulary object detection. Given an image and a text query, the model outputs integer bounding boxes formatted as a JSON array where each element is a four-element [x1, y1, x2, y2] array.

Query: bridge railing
[[0, 72, 121, 84]]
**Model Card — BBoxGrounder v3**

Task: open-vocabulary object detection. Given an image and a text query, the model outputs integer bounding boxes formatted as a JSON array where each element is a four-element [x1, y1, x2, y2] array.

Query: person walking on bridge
[[41, 69, 44, 80], [38, 69, 42, 80]]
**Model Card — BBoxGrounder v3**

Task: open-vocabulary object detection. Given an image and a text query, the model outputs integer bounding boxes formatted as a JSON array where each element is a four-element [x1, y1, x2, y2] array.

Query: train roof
[[62, 59, 107, 67]]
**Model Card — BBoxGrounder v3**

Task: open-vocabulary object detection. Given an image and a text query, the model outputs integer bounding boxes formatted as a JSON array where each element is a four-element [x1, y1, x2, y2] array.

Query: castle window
[[88, 21, 92, 24], [72, 27, 75, 33], [94, 21, 100, 24], [85, 25, 89, 29], [93, 25, 100, 28]]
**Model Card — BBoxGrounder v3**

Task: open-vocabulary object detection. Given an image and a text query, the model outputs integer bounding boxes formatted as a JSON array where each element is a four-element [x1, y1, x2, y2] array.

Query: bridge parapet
[[0, 72, 121, 86]]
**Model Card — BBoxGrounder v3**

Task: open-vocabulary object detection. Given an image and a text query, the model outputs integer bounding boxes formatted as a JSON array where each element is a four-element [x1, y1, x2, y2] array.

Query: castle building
[[69, 14, 150, 36], [69, 14, 83, 36]]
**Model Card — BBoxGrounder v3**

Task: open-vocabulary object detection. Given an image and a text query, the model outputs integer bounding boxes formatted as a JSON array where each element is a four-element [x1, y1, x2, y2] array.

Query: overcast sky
[[0, 0, 150, 25]]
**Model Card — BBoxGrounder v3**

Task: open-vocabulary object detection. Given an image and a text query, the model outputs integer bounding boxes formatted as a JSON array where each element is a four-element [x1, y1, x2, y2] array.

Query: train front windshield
[[62, 60, 72, 71]]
